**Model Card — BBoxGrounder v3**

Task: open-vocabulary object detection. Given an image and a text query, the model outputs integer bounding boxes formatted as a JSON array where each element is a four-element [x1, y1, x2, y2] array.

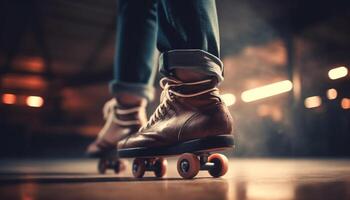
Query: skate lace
[[102, 98, 143, 126], [139, 77, 218, 131]]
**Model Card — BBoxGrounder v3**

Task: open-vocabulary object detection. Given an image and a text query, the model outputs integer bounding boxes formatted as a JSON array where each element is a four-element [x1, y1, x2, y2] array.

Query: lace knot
[[139, 77, 218, 131]]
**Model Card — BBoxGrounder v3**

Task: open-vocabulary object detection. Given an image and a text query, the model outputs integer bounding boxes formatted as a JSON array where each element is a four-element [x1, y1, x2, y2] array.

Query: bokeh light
[[304, 96, 322, 109], [341, 98, 350, 110], [326, 88, 337, 100], [221, 93, 236, 106], [26, 96, 44, 108], [2, 93, 16, 105], [328, 66, 348, 80], [241, 80, 293, 102]]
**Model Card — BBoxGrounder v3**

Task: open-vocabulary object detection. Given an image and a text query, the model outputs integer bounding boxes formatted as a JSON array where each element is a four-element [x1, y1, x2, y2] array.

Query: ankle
[[116, 93, 147, 108], [174, 69, 212, 82]]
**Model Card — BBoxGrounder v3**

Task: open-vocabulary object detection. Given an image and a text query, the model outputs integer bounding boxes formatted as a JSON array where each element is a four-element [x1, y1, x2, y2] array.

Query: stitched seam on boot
[[177, 113, 200, 141]]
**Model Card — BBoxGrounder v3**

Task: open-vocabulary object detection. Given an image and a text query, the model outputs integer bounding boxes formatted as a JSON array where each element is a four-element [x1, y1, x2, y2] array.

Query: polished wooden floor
[[0, 158, 350, 200]]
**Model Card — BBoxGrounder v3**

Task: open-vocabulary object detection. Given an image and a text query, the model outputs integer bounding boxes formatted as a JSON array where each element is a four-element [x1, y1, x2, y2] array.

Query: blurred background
[[0, 0, 349, 158]]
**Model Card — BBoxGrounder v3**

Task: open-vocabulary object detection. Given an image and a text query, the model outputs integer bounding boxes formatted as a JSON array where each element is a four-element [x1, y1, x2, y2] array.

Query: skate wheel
[[113, 160, 121, 174], [132, 158, 146, 178], [177, 153, 200, 179], [207, 153, 228, 178], [114, 159, 127, 174], [153, 158, 167, 178], [98, 159, 107, 174]]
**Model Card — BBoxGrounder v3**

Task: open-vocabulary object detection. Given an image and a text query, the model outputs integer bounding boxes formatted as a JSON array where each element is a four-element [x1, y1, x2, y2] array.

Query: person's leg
[[157, 0, 223, 83], [111, 0, 159, 104], [118, 0, 234, 155], [87, 0, 159, 156]]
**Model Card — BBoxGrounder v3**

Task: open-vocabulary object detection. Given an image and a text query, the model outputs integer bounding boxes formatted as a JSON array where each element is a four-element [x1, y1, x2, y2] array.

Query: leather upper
[[118, 79, 234, 149]]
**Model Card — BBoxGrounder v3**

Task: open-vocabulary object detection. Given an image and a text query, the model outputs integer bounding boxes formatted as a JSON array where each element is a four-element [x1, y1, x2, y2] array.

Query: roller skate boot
[[87, 98, 147, 174], [118, 77, 234, 178]]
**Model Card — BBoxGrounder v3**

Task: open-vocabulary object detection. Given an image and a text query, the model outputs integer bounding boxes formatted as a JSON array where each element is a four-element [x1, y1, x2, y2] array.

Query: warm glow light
[[2, 74, 47, 90], [257, 105, 270, 117], [341, 98, 350, 109], [246, 183, 294, 200], [304, 96, 322, 108], [326, 88, 337, 100], [241, 80, 293, 102], [26, 96, 44, 107], [256, 105, 283, 121], [328, 66, 348, 80], [2, 93, 16, 105], [221, 93, 236, 106], [13, 56, 44, 72]]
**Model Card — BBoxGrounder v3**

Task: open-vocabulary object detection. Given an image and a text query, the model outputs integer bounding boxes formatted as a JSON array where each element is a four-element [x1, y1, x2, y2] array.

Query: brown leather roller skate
[[86, 98, 147, 174], [117, 77, 234, 179]]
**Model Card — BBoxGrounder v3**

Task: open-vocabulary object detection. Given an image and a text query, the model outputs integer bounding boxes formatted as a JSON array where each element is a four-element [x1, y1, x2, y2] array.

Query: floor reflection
[[245, 182, 294, 199], [0, 159, 349, 200], [228, 179, 350, 200], [295, 181, 350, 200], [20, 183, 37, 200]]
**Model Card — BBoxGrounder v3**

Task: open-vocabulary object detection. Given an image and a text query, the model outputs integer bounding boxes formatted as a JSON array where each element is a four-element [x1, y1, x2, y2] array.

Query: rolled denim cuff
[[159, 49, 224, 83], [109, 80, 155, 101]]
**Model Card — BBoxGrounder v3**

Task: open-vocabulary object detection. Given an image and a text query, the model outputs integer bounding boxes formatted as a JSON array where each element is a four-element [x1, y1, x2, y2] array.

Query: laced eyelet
[[139, 77, 218, 131]]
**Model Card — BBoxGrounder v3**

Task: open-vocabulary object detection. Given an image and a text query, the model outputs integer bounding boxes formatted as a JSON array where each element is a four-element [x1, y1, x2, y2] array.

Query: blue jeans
[[110, 0, 223, 101]]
